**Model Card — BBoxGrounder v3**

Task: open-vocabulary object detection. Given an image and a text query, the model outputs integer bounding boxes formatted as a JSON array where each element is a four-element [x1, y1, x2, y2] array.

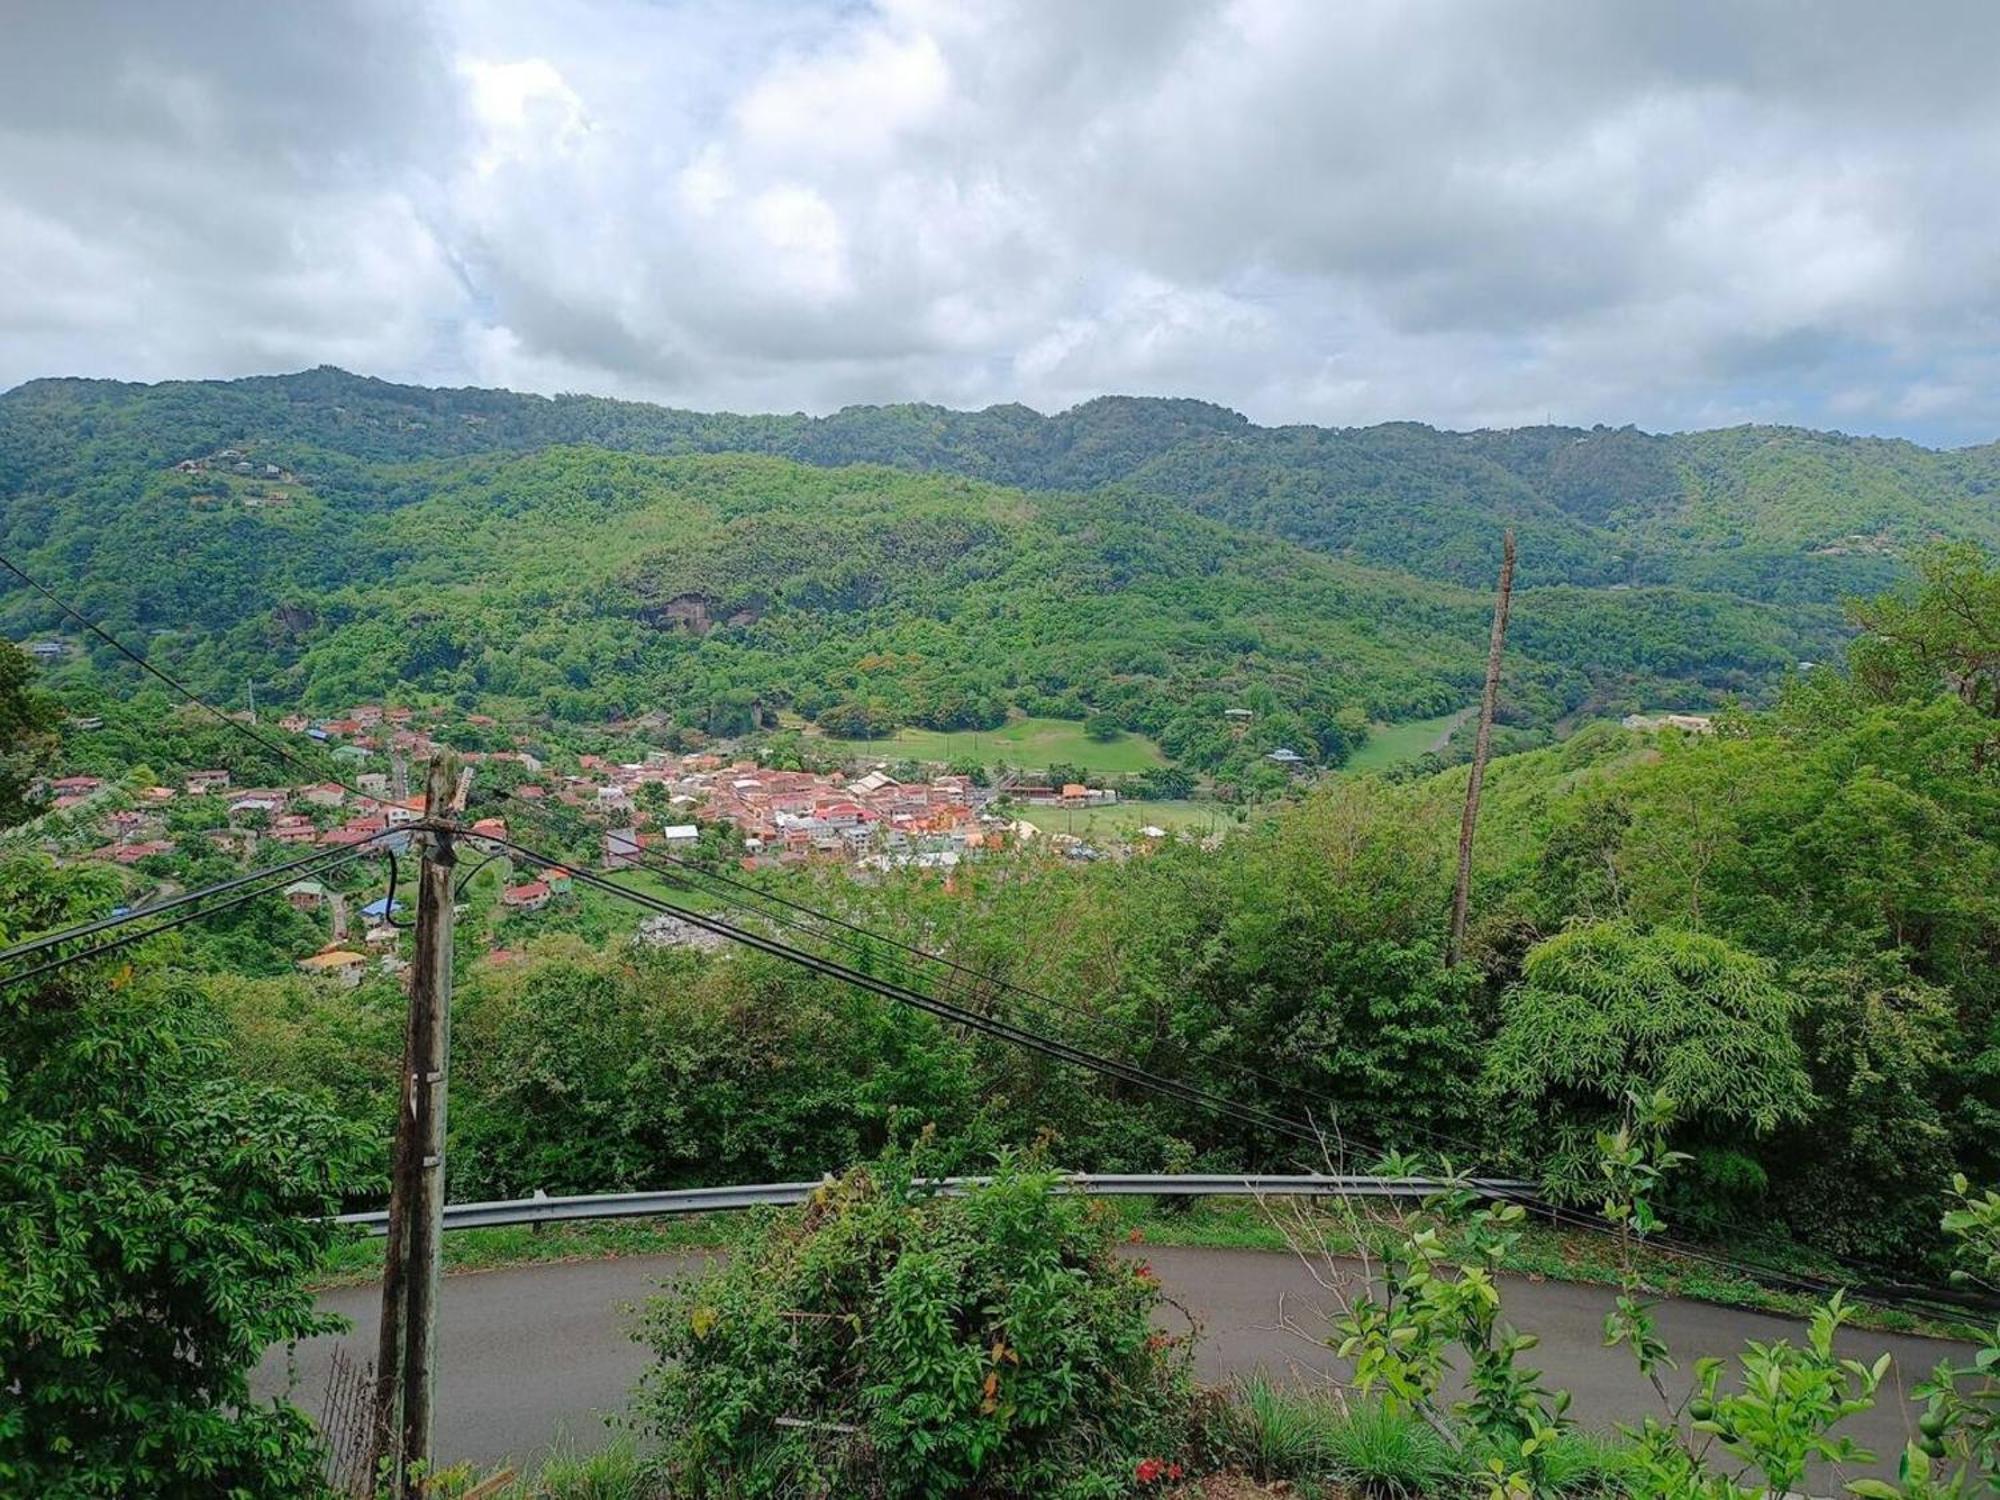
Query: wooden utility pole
[[370, 751, 460, 1494], [1447, 532, 1515, 969]]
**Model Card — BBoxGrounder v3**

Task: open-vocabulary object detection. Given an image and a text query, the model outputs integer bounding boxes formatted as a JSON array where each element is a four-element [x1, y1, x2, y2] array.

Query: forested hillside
[[7, 367, 1997, 597], [4, 368, 1962, 772]]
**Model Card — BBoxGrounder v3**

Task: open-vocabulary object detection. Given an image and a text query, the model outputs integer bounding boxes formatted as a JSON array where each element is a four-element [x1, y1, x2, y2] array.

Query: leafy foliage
[[0, 640, 58, 826], [0, 857, 367, 1498], [633, 1152, 1194, 1499], [1485, 924, 1813, 1193]]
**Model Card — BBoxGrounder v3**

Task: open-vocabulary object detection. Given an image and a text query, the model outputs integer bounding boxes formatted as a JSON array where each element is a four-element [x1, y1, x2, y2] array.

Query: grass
[[1217, 1377, 1463, 1495], [1342, 709, 1471, 774], [811, 713, 1168, 773], [1009, 798, 1240, 840], [1213, 1377, 1631, 1496], [424, 1435, 648, 1499], [503, 1436, 646, 1499]]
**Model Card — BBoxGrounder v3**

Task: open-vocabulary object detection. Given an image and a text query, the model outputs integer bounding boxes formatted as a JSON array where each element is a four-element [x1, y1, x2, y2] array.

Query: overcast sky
[[4, 0, 1998, 443]]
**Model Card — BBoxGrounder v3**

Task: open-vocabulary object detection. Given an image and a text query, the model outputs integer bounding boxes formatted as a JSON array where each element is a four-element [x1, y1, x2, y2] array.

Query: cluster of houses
[[30, 695, 1201, 988], [591, 756, 1014, 872], [171, 448, 301, 508]]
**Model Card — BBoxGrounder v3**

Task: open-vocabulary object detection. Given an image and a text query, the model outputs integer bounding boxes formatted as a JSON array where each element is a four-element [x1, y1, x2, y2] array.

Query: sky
[[4, 0, 1998, 444]]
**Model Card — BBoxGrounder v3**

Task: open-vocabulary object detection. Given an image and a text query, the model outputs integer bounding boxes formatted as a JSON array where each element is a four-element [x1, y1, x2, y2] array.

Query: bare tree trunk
[[1446, 531, 1515, 969]]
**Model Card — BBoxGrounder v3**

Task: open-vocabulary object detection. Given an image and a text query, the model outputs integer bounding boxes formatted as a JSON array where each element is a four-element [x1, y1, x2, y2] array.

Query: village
[[23, 700, 1178, 990]]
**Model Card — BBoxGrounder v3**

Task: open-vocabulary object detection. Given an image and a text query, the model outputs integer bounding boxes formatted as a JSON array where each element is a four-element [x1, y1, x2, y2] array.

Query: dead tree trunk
[[1446, 531, 1515, 969]]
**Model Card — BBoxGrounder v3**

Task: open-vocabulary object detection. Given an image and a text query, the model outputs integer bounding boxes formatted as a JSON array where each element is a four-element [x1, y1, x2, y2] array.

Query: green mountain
[[6, 367, 1987, 772]]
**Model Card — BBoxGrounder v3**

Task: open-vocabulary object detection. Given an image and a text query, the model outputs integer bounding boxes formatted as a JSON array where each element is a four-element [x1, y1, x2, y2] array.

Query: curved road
[[257, 1245, 1965, 1485]]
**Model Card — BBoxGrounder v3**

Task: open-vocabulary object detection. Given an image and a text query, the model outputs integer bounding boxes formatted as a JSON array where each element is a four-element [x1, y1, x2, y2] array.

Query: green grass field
[[813, 715, 1167, 773], [1342, 708, 1470, 773], [1009, 798, 1238, 840]]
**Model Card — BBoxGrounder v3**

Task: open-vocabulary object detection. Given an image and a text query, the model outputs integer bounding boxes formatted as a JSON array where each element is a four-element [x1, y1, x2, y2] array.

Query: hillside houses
[[1620, 712, 1715, 734], [1015, 783, 1118, 808], [500, 879, 551, 912]]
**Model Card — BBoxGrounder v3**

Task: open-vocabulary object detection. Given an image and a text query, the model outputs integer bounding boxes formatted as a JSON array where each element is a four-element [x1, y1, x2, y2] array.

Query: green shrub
[[631, 1151, 1194, 1498]]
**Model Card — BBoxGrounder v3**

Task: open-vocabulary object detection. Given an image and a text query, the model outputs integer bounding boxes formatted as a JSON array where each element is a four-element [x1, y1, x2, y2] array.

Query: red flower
[[1168, 1463, 1184, 1480], [1135, 1456, 1164, 1484], [1133, 1261, 1156, 1283], [1127, 1227, 1145, 1243]]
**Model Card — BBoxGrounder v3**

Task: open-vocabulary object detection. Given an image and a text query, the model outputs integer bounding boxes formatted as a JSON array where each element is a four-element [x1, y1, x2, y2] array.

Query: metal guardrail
[[334, 1173, 1538, 1236]]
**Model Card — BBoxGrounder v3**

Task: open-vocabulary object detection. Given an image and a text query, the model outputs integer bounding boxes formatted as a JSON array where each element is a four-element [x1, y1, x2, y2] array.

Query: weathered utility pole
[[1447, 531, 1515, 969], [370, 750, 460, 1494]]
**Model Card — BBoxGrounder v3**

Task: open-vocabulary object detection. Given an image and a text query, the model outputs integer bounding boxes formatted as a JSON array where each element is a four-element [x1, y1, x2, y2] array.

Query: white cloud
[[3, 0, 1999, 442]]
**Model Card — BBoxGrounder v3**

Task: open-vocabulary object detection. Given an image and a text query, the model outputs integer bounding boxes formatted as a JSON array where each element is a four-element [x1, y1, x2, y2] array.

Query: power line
[[0, 841, 381, 991], [491, 834, 1325, 1148], [0, 549, 379, 806], [480, 814, 1977, 1315], [486, 803, 1339, 1146], [0, 833, 394, 968], [485, 795, 1326, 1138], [488, 786, 1355, 1134], [11, 573, 1960, 1315]]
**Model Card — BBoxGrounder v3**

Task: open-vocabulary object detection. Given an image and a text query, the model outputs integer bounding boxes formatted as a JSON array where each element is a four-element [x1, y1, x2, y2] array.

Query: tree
[[705, 689, 760, 739], [1043, 761, 1087, 790], [1485, 922, 1814, 1193], [0, 858, 367, 1497], [0, 641, 59, 827], [816, 700, 897, 740], [1083, 712, 1121, 742], [1849, 541, 2000, 722]]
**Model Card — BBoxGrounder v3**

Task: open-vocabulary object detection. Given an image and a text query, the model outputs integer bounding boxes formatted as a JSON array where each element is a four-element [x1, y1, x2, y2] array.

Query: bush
[[633, 1152, 1194, 1498], [1, 857, 367, 1497]]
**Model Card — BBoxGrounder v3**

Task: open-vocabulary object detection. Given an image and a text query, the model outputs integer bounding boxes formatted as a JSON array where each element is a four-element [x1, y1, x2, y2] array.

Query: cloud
[[2, 0, 1998, 442]]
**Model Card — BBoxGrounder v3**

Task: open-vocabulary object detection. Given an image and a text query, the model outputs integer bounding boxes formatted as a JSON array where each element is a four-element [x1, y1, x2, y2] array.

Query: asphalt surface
[[257, 1244, 1967, 1485]]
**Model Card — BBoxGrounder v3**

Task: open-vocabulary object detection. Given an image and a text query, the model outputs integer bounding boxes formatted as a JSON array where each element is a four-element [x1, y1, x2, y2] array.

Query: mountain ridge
[[9, 364, 1996, 450], [8, 367, 1996, 602]]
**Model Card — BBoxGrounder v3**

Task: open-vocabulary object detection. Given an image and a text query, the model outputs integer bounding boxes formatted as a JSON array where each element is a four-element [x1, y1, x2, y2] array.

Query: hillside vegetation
[[0, 369, 1925, 774], [8, 367, 1997, 596]]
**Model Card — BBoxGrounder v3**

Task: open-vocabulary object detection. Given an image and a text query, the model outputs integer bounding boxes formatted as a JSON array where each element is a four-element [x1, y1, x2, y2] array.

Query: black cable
[[489, 786, 1349, 1129], [559, 830, 1942, 1305], [482, 808, 1967, 1315], [451, 848, 509, 902], [486, 794, 1324, 1139], [0, 550, 378, 806], [380, 848, 413, 929], [0, 843, 378, 991], [493, 835, 1325, 1148], [0, 834, 393, 966]]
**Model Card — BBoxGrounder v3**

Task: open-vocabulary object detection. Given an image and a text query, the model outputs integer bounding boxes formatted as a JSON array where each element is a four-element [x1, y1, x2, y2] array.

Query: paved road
[[257, 1245, 1965, 1484]]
